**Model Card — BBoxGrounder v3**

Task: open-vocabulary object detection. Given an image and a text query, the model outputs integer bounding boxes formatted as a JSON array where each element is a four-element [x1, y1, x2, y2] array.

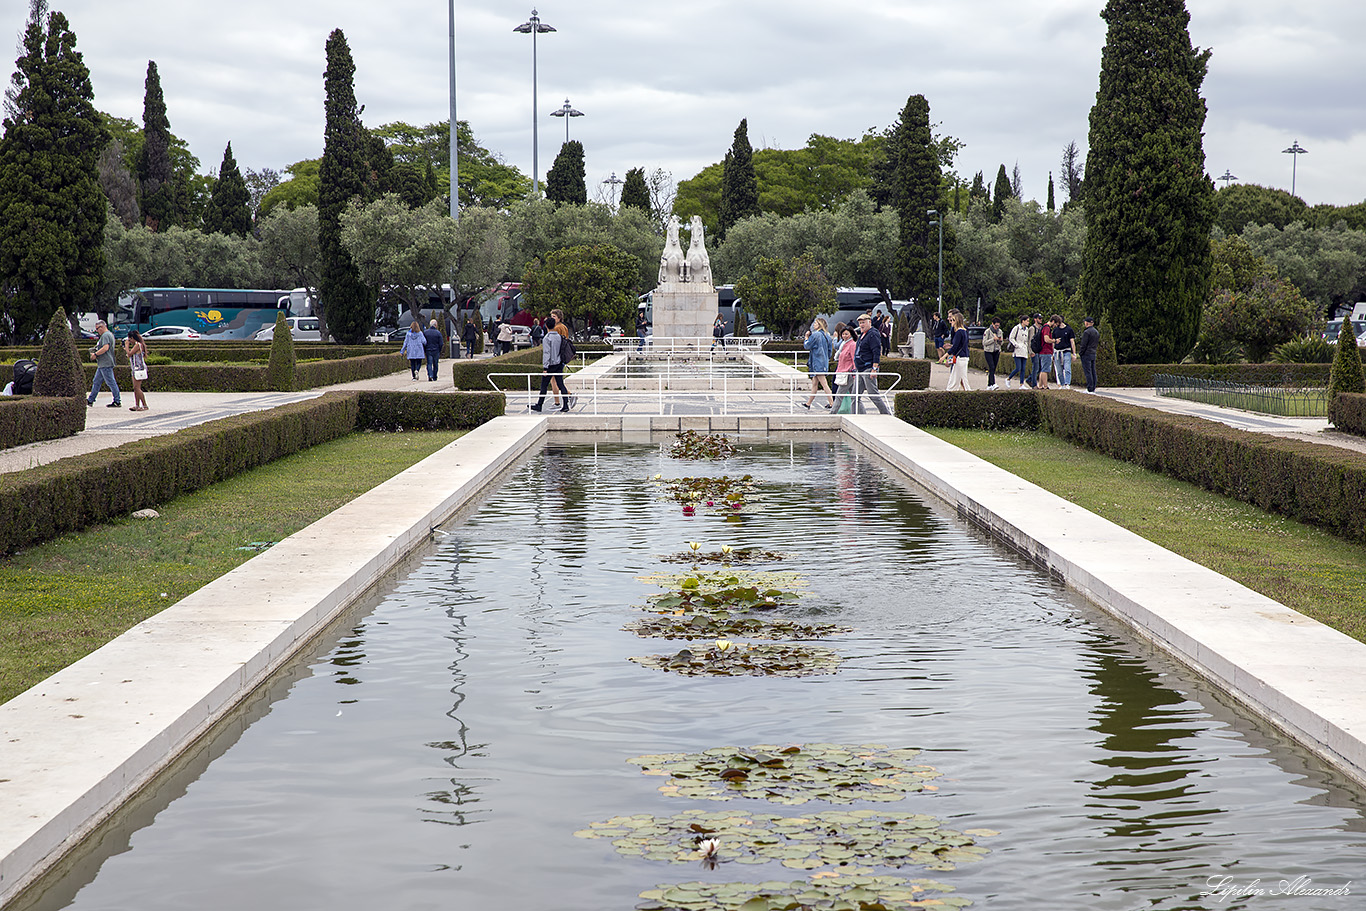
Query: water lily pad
[[669, 430, 739, 460], [634, 875, 970, 910], [657, 475, 756, 511], [630, 643, 842, 678], [625, 612, 849, 641], [661, 547, 786, 565], [628, 745, 942, 805]]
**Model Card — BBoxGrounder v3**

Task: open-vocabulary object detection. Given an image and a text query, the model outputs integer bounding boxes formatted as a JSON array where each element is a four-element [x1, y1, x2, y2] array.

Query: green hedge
[[0, 395, 86, 450], [878, 357, 932, 392], [1329, 393, 1366, 437], [72, 352, 408, 392], [356, 390, 505, 430], [451, 347, 544, 390], [965, 349, 1345, 388], [893, 389, 1040, 429], [0, 389, 507, 554]]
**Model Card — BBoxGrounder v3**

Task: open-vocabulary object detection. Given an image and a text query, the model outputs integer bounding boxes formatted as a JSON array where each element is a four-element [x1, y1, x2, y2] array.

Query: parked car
[[254, 316, 322, 342], [509, 325, 533, 348], [141, 326, 201, 340], [1321, 320, 1366, 346]]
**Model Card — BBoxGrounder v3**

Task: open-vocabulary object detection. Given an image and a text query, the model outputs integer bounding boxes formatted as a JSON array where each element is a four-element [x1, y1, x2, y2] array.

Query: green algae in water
[[669, 430, 738, 460], [629, 642, 842, 678], [624, 612, 849, 641]]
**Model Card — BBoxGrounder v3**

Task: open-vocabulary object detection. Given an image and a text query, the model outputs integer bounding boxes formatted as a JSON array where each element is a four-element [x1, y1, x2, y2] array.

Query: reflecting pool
[[19, 437, 1364, 911]]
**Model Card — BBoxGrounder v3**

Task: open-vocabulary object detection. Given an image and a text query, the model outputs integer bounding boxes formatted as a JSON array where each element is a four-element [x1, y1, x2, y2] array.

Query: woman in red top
[[1037, 320, 1053, 390]]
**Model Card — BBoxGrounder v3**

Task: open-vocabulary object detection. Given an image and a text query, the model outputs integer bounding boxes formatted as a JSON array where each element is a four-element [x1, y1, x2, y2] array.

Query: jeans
[[1006, 354, 1026, 385], [984, 351, 999, 386], [88, 365, 120, 404], [533, 364, 569, 410], [1025, 353, 1039, 387], [1081, 353, 1098, 392], [851, 369, 890, 414], [1054, 350, 1072, 387], [425, 350, 440, 380]]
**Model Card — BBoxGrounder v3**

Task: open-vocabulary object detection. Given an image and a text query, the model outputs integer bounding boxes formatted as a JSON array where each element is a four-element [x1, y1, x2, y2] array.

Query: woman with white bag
[[124, 330, 150, 412]]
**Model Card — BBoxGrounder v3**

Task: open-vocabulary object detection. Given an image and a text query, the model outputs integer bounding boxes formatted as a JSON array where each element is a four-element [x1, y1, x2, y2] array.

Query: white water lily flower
[[653, 473, 663, 480], [720, 545, 733, 555], [715, 639, 733, 652], [698, 838, 721, 856], [687, 541, 702, 552]]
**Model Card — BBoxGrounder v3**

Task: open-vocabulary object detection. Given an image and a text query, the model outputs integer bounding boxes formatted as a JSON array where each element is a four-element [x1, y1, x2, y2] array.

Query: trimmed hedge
[[0, 395, 86, 450], [451, 347, 545, 390], [1329, 393, 1366, 437], [72, 352, 408, 392], [0, 389, 507, 554], [966, 349, 1347, 388], [878, 356, 932, 392], [893, 389, 1040, 430]]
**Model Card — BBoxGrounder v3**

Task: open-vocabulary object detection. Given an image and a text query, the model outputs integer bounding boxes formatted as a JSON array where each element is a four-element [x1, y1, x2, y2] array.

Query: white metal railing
[[609, 336, 767, 354], [485, 371, 900, 415]]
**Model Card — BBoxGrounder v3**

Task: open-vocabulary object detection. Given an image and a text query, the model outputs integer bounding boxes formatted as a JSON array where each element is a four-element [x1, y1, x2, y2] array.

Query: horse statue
[[658, 215, 685, 286], [685, 215, 713, 290]]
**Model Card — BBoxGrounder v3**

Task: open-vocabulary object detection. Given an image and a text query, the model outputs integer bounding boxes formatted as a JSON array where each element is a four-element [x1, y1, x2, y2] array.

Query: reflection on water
[[18, 438, 1364, 911]]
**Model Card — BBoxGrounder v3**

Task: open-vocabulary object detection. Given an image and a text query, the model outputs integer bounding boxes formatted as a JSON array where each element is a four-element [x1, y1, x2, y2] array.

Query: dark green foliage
[[32, 307, 84, 396], [137, 61, 177, 230], [967, 171, 988, 214], [620, 166, 650, 214], [545, 140, 586, 205], [996, 273, 1063, 321], [355, 390, 504, 430], [0, 394, 84, 450], [521, 243, 642, 328], [719, 119, 759, 238], [894, 389, 1040, 430], [1332, 393, 1366, 438], [889, 95, 959, 313], [1098, 317, 1118, 379], [389, 158, 438, 208], [1047, 173, 1055, 212], [1271, 337, 1332, 364], [202, 142, 252, 236], [1203, 277, 1318, 363], [733, 253, 836, 338], [1061, 141, 1084, 205], [1213, 183, 1309, 234], [1079, 0, 1214, 364], [0, 12, 108, 344], [991, 165, 1012, 224], [450, 346, 542, 390], [1329, 319, 1366, 428], [266, 312, 296, 391], [318, 29, 376, 345], [872, 356, 931, 391]]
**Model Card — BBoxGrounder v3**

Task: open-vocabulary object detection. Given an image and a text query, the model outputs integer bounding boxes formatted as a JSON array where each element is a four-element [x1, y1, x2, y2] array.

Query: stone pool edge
[[0, 415, 548, 906], [842, 414, 1366, 789]]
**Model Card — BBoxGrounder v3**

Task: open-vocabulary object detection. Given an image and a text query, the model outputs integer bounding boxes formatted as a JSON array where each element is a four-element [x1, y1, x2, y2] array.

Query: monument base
[[651, 288, 719, 345]]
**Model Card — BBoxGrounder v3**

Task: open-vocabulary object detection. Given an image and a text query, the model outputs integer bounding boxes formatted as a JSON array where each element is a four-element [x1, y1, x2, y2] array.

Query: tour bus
[[113, 288, 310, 340]]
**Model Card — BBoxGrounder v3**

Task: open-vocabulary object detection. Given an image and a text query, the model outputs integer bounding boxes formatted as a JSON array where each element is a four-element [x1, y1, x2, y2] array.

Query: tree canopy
[[718, 119, 759, 238], [521, 243, 641, 328], [619, 166, 650, 215], [545, 140, 587, 205], [202, 142, 251, 236], [733, 252, 836, 338]]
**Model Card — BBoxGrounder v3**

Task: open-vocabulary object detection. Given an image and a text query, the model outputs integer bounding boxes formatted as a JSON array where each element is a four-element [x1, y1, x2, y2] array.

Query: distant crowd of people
[[933, 311, 1100, 393]]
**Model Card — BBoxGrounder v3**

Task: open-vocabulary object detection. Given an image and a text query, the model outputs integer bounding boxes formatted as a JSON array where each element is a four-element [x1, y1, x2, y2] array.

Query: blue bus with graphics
[[113, 288, 310, 339]]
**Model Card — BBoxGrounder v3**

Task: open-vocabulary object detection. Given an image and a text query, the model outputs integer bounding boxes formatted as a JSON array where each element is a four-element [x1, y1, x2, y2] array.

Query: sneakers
[[986, 384, 998, 391], [87, 399, 94, 407], [800, 402, 811, 409], [107, 402, 121, 407], [530, 404, 543, 412]]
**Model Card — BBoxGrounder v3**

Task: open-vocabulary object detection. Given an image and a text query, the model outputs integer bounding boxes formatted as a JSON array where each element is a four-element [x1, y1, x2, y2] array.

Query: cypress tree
[[318, 29, 373, 344], [967, 171, 988, 213], [544, 140, 586, 205], [202, 142, 252, 236], [1328, 319, 1365, 428], [890, 94, 959, 315], [619, 166, 650, 214], [1047, 173, 1056, 212], [990, 164, 1012, 223], [0, 11, 107, 343], [718, 118, 758, 237], [1079, 0, 1215, 364], [137, 61, 177, 230]]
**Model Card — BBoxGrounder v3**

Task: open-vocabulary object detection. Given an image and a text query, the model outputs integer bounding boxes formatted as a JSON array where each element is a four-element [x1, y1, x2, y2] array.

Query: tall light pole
[[549, 97, 583, 143], [513, 9, 556, 196], [926, 209, 943, 319], [448, 0, 458, 220], [602, 171, 623, 208], [1282, 140, 1308, 198], [1218, 169, 1237, 189]]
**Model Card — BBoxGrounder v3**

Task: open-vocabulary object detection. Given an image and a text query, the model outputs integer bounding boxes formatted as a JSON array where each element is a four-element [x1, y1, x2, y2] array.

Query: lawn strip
[[0, 430, 463, 704], [928, 428, 1366, 643]]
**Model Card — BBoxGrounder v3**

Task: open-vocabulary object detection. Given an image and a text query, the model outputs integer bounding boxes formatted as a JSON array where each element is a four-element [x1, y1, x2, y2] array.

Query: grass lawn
[[0, 430, 463, 704], [928, 428, 1366, 644]]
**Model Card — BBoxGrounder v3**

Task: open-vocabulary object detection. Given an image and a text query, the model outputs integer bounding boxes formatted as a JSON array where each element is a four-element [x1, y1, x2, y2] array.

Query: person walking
[[530, 317, 546, 348], [982, 317, 1004, 390], [932, 313, 950, 359], [496, 320, 515, 355], [1078, 315, 1101, 393], [401, 321, 426, 380], [1006, 314, 1031, 388], [422, 319, 444, 382], [852, 312, 891, 414], [1036, 316, 1053, 390], [550, 309, 573, 408], [462, 319, 478, 358], [831, 324, 858, 414], [529, 315, 571, 413], [1024, 313, 1043, 389], [86, 319, 121, 408], [944, 311, 972, 392], [636, 309, 649, 351], [124, 329, 149, 411], [711, 314, 726, 350], [1050, 314, 1076, 388], [802, 317, 836, 409]]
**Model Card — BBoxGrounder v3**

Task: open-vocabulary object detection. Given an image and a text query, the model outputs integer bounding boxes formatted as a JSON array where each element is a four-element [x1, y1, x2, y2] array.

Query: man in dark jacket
[[1078, 316, 1101, 393], [422, 320, 445, 381], [852, 313, 891, 414], [462, 319, 478, 358]]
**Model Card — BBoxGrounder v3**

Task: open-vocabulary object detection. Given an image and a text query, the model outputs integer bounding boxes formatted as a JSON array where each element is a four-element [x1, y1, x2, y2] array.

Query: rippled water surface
[[25, 437, 1364, 911]]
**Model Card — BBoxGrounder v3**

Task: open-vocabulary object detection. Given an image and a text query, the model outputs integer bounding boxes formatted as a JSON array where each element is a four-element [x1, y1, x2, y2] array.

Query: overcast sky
[[16, 1, 1366, 208]]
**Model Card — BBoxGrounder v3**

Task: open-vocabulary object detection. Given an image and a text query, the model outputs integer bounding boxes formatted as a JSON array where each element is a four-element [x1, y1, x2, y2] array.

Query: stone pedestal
[[651, 289, 719, 345]]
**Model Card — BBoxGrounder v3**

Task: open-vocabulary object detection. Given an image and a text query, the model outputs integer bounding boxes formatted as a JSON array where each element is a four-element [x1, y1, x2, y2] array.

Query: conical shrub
[[266, 312, 296, 391], [33, 308, 87, 397], [1328, 318, 1365, 428]]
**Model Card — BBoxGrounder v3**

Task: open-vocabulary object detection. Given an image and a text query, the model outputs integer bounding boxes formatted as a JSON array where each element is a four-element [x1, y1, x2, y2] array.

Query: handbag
[[133, 366, 149, 381], [834, 371, 849, 386]]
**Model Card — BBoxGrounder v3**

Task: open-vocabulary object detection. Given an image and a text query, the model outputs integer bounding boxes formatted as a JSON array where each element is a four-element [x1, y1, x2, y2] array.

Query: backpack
[[1029, 326, 1043, 354], [559, 333, 576, 365]]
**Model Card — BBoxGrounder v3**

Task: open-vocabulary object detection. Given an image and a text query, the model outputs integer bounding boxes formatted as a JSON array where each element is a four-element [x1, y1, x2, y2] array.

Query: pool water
[[20, 438, 1364, 911]]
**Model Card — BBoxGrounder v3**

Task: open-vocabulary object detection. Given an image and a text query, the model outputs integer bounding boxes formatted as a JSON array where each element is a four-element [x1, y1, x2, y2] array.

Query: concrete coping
[[3, 412, 1366, 904]]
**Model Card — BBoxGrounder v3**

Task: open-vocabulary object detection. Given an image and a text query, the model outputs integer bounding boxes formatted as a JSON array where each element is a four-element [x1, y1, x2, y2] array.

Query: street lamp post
[[513, 9, 556, 196], [448, 0, 458, 220], [549, 97, 583, 143], [602, 171, 623, 208], [1218, 169, 1237, 189], [1282, 140, 1308, 198], [926, 209, 943, 319]]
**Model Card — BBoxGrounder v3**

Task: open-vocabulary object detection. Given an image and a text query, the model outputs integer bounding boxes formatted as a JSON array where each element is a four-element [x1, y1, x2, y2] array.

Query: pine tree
[[1079, 0, 1214, 364], [202, 142, 252, 236], [890, 94, 959, 315], [1047, 173, 1056, 212], [718, 119, 758, 238], [0, 11, 107, 343], [619, 166, 650, 214], [967, 171, 988, 214], [1061, 141, 1084, 205], [137, 61, 178, 230], [318, 29, 374, 344], [544, 140, 586, 204], [991, 164, 1012, 223]]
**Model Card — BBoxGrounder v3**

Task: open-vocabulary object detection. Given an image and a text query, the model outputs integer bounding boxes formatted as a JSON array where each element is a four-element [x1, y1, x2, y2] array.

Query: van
[[253, 316, 322, 342]]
